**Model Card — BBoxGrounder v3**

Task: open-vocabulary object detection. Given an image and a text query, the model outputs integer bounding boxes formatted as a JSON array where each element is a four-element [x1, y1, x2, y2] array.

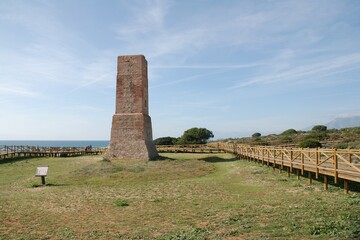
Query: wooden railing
[[156, 143, 360, 192], [208, 142, 360, 191], [156, 144, 223, 153], [0, 145, 103, 159]]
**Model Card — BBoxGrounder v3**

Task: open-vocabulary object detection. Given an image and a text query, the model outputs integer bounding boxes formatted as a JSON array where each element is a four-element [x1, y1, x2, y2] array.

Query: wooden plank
[[344, 180, 349, 194], [301, 150, 304, 175], [334, 148, 338, 184]]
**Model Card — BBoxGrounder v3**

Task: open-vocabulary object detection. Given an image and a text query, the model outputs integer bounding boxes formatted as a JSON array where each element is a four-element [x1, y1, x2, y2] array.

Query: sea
[[0, 140, 109, 148]]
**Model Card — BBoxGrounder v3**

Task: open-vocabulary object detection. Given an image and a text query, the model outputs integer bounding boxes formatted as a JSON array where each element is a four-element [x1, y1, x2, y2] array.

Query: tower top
[[115, 55, 148, 115]]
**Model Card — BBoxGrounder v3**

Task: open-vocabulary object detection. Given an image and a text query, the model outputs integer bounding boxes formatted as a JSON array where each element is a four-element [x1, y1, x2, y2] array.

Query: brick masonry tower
[[106, 55, 158, 160]]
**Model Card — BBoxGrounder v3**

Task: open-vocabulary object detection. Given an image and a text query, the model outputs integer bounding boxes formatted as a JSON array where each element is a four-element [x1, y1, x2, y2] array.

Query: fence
[[156, 143, 360, 192], [156, 144, 223, 153], [208, 142, 360, 192], [0, 145, 103, 159]]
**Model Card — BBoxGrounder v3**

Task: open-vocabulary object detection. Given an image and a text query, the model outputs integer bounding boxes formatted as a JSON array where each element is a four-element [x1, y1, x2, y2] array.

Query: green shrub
[[252, 132, 261, 138], [115, 199, 129, 207], [281, 129, 297, 135], [334, 143, 348, 149], [281, 136, 293, 143], [154, 136, 178, 145], [298, 139, 322, 148], [312, 125, 327, 132], [305, 132, 328, 141]]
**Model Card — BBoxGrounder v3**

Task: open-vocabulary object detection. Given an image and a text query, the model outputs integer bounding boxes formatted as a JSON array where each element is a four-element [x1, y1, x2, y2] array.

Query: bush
[[281, 129, 297, 135], [298, 139, 322, 148], [281, 136, 293, 143], [154, 136, 178, 145], [334, 143, 348, 149], [115, 199, 129, 207], [252, 132, 261, 138], [312, 125, 327, 132], [306, 132, 328, 141]]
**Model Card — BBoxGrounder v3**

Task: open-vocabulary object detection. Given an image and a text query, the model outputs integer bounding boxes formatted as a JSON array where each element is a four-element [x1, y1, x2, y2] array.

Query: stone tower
[[106, 55, 158, 160]]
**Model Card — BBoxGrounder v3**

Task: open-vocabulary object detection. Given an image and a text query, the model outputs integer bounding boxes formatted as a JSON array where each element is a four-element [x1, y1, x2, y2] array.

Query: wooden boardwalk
[[157, 143, 360, 192], [208, 142, 360, 192], [0, 145, 103, 159], [156, 144, 223, 153]]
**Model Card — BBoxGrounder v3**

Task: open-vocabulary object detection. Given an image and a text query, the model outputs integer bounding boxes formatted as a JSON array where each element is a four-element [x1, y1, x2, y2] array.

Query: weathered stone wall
[[106, 55, 158, 160]]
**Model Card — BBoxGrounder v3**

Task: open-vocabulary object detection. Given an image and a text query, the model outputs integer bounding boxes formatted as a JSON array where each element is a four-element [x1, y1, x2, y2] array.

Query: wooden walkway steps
[[0, 145, 104, 159]]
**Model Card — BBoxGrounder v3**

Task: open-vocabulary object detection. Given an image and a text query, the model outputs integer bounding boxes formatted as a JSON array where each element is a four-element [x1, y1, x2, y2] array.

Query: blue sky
[[1, 0, 360, 140]]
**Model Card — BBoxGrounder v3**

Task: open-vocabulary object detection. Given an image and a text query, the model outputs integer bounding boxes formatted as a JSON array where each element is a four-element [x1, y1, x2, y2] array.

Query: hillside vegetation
[[221, 126, 360, 149]]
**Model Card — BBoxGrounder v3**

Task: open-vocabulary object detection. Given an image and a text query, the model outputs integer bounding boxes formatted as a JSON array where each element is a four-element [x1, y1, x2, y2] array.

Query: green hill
[[220, 126, 360, 149]]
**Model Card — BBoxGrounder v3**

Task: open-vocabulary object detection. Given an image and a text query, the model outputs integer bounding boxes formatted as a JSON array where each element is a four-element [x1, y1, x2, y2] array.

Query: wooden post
[[344, 180, 349, 194], [280, 150, 284, 173], [316, 148, 319, 179], [296, 169, 300, 180], [273, 149, 276, 171], [41, 176, 46, 185], [348, 149, 352, 164], [301, 149, 304, 175], [262, 148, 264, 165], [333, 148, 338, 184], [290, 149, 293, 172], [308, 172, 312, 185], [287, 167, 290, 177], [324, 175, 328, 190]]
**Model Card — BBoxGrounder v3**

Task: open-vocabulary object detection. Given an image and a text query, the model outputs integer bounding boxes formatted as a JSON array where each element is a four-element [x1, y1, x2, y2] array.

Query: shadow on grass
[[31, 183, 69, 188], [0, 154, 94, 165], [200, 156, 239, 163], [0, 156, 41, 165], [152, 155, 177, 161]]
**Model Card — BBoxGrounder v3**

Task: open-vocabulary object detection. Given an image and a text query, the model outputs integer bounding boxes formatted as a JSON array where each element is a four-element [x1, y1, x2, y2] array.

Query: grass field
[[0, 153, 359, 239]]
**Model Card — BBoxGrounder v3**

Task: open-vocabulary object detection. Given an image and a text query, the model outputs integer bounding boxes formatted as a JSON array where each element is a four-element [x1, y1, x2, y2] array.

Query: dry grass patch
[[0, 153, 359, 239]]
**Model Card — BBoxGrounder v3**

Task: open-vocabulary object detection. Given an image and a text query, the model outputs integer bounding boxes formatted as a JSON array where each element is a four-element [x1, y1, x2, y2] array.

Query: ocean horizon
[[0, 140, 109, 148]]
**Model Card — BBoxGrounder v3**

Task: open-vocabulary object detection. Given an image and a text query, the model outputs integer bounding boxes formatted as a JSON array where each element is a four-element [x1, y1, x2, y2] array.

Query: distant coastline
[[0, 140, 109, 148]]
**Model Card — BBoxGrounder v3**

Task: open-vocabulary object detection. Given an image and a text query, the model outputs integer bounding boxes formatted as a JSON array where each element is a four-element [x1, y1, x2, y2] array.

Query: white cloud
[[150, 70, 225, 89], [115, 0, 170, 37], [151, 63, 264, 69], [0, 84, 38, 97], [229, 53, 360, 90]]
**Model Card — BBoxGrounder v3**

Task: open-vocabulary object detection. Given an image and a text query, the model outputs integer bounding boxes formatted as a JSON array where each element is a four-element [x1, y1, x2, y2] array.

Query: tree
[[252, 132, 261, 138], [153, 136, 178, 145], [178, 127, 214, 144], [312, 125, 327, 132], [281, 129, 297, 135]]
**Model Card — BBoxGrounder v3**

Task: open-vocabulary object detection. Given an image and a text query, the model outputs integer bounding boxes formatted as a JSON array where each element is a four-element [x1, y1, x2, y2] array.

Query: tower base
[[105, 113, 158, 160]]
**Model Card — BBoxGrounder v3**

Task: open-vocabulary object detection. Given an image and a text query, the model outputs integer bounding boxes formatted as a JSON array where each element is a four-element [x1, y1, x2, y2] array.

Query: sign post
[[35, 167, 48, 185]]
